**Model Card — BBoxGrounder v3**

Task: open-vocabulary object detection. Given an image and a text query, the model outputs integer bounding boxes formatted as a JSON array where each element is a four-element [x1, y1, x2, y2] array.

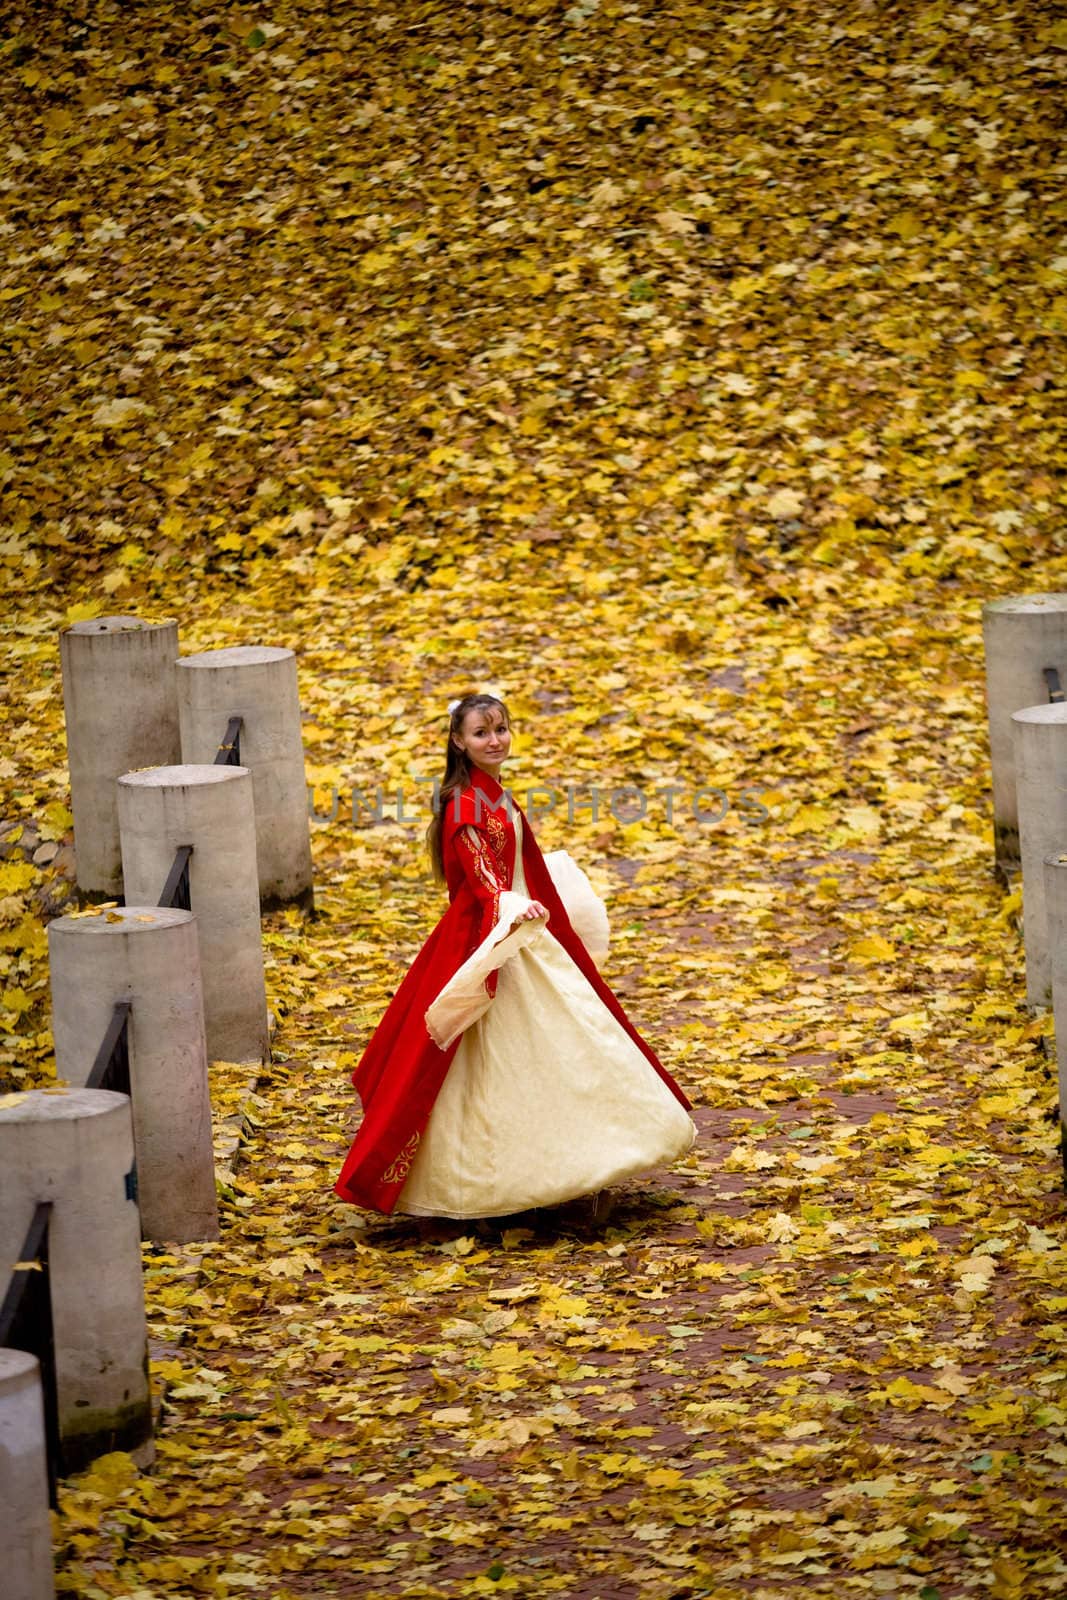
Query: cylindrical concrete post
[[1012, 703, 1067, 1006], [117, 765, 268, 1063], [48, 907, 218, 1243], [1043, 853, 1067, 1176], [59, 616, 181, 898], [177, 646, 314, 911], [0, 1351, 55, 1600], [0, 1089, 152, 1475], [983, 595, 1067, 867]]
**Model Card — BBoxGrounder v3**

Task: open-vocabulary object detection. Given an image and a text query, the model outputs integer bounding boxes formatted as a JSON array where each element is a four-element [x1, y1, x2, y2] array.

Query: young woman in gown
[[334, 694, 695, 1219]]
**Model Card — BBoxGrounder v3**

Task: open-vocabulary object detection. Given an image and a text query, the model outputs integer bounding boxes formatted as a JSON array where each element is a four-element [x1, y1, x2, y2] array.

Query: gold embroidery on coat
[[485, 810, 507, 858], [382, 1131, 420, 1186], [459, 826, 505, 927]]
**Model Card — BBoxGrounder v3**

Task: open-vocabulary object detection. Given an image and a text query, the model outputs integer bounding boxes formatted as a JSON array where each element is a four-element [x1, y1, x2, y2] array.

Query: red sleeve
[[453, 823, 507, 944]]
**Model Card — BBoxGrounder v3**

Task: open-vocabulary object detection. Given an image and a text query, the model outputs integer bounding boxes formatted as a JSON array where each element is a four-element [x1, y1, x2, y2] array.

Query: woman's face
[[453, 704, 511, 775]]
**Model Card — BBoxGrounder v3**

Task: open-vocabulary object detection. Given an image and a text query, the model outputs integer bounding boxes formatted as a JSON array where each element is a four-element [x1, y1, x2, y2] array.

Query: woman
[[334, 693, 695, 1218]]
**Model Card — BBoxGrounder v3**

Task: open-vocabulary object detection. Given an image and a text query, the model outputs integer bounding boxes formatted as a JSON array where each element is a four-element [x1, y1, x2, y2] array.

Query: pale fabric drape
[[542, 849, 610, 968], [399, 815, 695, 1218]]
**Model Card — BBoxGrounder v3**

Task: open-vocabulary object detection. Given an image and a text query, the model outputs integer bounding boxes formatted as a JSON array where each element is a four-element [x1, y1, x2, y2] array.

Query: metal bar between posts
[[86, 999, 132, 1094], [158, 844, 193, 910], [216, 715, 243, 767], [0, 1201, 59, 1506]]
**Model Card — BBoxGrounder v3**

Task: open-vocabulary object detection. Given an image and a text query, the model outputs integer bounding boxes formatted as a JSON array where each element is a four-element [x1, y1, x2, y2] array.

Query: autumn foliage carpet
[[1, 0, 1066, 1595]]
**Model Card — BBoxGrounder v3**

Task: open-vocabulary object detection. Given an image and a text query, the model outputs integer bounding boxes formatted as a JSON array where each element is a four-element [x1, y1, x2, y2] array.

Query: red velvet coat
[[334, 764, 691, 1213]]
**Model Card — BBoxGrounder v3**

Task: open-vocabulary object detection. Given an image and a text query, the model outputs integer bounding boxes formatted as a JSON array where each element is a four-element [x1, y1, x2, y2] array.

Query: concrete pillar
[[117, 765, 268, 1063], [59, 616, 181, 898], [0, 1350, 55, 1600], [1044, 853, 1067, 1176], [1012, 703, 1067, 1006], [0, 1089, 152, 1475], [48, 907, 218, 1243], [177, 646, 314, 911], [982, 595, 1067, 868]]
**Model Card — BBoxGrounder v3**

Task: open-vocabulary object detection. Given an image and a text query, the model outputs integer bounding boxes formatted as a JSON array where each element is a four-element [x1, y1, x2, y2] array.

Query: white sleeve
[[424, 890, 547, 1051]]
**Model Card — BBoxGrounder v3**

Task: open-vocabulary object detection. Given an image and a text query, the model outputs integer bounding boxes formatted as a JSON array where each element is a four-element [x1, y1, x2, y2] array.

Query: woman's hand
[[504, 900, 549, 936]]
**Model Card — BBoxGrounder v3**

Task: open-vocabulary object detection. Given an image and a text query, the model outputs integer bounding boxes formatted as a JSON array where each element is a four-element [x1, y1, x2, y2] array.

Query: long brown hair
[[426, 693, 511, 883]]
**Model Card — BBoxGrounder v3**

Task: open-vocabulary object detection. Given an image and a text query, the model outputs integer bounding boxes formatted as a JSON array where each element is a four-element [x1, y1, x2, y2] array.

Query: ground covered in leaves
[[1, 0, 1066, 1595]]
